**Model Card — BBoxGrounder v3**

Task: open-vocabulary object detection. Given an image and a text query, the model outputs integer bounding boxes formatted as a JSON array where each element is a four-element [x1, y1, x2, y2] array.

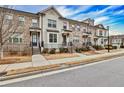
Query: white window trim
[[47, 32, 58, 44]]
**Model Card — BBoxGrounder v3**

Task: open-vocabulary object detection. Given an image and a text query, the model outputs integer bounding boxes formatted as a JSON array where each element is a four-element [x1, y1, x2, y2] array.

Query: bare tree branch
[[0, 5, 20, 46]]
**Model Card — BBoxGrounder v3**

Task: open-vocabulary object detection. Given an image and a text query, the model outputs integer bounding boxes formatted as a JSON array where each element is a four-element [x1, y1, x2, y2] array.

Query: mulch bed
[[0, 56, 32, 65]]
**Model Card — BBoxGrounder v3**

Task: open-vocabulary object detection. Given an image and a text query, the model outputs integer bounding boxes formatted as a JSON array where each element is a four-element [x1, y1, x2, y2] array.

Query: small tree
[[0, 6, 19, 59]]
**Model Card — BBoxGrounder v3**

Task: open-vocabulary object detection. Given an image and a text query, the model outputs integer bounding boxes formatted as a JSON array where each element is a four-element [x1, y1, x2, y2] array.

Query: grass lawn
[[43, 53, 79, 60], [0, 56, 32, 65], [82, 51, 100, 55]]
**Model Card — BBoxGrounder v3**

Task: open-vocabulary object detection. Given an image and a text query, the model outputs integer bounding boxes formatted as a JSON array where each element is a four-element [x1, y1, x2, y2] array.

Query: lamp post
[[107, 26, 110, 52]]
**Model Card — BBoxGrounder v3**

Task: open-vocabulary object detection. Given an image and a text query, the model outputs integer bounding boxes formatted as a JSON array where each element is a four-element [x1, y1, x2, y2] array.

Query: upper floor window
[[83, 29, 86, 32], [77, 25, 80, 31], [99, 31, 103, 36], [32, 19, 38, 27], [70, 24, 75, 30], [48, 19, 56, 28], [19, 16, 25, 26], [63, 22, 67, 30], [5, 15, 13, 24]]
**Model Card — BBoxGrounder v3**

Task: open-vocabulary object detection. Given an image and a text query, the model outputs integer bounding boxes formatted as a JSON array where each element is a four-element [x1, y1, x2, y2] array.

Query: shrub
[[104, 45, 113, 50], [120, 46, 124, 48], [49, 48, 56, 54], [93, 45, 104, 50], [42, 48, 48, 54], [9, 50, 18, 55], [64, 48, 68, 53], [81, 47, 89, 51], [59, 48, 65, 53], [112, 46, 117, 49], [75, 48, 82, 53], [59, 48, 68, 53]]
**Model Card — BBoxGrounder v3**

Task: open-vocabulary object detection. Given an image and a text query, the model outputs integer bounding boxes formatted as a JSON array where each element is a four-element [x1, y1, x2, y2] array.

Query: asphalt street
[[1, 56, 124, 87]]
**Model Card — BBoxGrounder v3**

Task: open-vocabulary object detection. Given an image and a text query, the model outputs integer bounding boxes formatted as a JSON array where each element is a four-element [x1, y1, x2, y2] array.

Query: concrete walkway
[[32, 54, 49, 66], [0, 53, 86, 72], [0, 49, 124, 73]]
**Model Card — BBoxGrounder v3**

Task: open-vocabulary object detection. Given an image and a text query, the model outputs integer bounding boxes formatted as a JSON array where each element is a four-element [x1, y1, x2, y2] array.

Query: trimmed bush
[[42, 48, 48, 54], [49, 48, 56, 54], [59, 48, 68, 53], [112, 46, 117, 49], [81, 47, 89, 51], [59, 48, 65, 53], [93, 45, 104, 50], [120, 46, 124, 48], [75, 48, 82, 53], [104, 45, 113, 50]]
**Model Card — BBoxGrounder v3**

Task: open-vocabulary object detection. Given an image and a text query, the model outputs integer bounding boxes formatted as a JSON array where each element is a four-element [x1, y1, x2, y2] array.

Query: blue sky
[[15, 5, 124, 35]]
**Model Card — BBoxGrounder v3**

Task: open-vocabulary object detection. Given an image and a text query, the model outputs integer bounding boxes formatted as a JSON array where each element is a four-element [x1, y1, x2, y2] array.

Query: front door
[[63, 35, 67, 46], [32, 33, 38, 47]]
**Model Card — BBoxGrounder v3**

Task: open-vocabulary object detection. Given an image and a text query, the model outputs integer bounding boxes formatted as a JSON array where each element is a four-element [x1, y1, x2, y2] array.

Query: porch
[[29, 27, 41, 54]]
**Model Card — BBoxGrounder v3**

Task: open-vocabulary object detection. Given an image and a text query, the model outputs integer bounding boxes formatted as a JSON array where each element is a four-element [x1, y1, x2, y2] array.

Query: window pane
[[54, 34, 57, 42], [19, 16, 25, 21], [19, 21, 24, 26], [49, 34, 53, 42], [13, 38, 18, 43], [20, 38, 22, 43]]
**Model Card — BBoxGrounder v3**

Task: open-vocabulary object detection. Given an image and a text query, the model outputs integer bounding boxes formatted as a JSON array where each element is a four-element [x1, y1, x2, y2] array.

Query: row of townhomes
[[110, 35, 124, 49], [0, 6, 109, 56]]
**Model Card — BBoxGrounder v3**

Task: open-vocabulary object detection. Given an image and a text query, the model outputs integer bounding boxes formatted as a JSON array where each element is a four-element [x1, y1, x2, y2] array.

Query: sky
[[15, 5, 124, 35]]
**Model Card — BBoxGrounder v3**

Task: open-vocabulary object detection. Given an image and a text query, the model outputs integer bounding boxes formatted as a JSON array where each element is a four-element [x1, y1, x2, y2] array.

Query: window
[[83, 29, 86, 32], [71, 24, 75, 30], [63, 22, 67, 30], [13, 38, 19, 43], [99, 31, 103, 36], [19, 16, 25, 26], [32, 19, 38, 27], [9, 33, 22, 43], [48, 19, 56, 28], [77, 25, 80, 31], [49, 33, 57, 43], [73, 36, 79, 43], [5, 15, 13, 24]]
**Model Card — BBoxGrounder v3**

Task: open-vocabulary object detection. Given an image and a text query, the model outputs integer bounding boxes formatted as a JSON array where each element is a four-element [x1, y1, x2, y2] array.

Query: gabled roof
[[38, 6, 63, 17], [95, 24, 105, 29]]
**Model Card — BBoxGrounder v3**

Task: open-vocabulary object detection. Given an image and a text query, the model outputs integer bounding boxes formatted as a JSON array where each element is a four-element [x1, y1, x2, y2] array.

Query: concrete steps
[[32, 48, 41, 55]]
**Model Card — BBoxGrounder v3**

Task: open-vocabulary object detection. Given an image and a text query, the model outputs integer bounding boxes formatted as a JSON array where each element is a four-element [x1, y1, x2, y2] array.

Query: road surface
[[1, 56, 124, 87]]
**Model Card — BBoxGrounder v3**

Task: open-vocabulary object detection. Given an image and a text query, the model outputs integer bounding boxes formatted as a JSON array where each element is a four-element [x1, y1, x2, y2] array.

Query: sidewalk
[[0, 49, 124, 72]]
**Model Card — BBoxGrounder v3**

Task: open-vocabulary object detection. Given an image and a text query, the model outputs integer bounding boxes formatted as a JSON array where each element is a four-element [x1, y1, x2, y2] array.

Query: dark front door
[[63, 35, 67, 46], [32, 33, 37, 47]]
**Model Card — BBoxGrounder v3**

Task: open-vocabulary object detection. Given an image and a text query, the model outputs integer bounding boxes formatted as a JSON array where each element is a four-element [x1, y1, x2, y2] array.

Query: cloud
[[113, 10, 124, 15], [110, 30, 123, 35], [95, 16, 109, 24], [55, 5, 93, 17]]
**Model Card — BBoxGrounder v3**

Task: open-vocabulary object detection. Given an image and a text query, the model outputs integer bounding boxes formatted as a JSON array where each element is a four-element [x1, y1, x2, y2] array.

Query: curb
[[0, 52, 124, 81]]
